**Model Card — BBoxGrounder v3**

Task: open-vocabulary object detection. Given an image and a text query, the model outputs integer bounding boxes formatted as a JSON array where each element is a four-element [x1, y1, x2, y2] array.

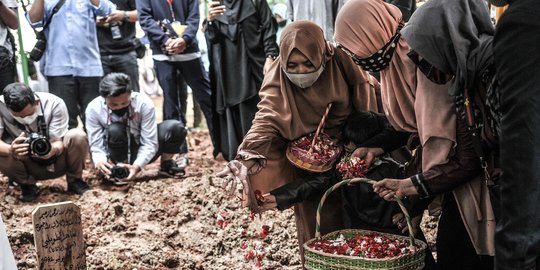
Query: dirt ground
[[1, 129, 438, 269], [1, 131, 301, 270]]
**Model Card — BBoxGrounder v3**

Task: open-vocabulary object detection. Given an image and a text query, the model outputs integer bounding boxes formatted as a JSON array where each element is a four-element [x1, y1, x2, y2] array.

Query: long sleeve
[[86, 103, 108, 165], [270, 170, 333, 211], [256, 0, 278, 57], [91, 0, 115, 17], [360, 126, 410, 153], [136, 0, 168, 47], [419, 117, 481, 195], [182, 0, 199, 47], [132, 101, 158, 167]]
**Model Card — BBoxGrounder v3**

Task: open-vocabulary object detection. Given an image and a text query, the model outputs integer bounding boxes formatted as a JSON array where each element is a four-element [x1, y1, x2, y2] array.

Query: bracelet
[[123, 11, 129, 22], [411, 174, 431, 198], [267, 54, 277, 60]]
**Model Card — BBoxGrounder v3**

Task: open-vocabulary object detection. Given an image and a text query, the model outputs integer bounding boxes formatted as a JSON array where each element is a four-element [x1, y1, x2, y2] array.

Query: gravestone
[[32, 202, 86, 270]]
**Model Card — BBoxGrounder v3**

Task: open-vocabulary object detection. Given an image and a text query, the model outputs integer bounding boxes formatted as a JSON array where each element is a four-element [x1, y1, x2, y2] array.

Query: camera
[[29, 31, 47, 62], [110, 165, 129, 180], [24, 133, 51, 157]]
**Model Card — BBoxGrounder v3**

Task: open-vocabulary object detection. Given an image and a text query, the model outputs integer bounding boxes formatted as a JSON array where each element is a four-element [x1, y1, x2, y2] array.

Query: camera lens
[[111, 166, 129, 180], [32, 138, 51, 156]]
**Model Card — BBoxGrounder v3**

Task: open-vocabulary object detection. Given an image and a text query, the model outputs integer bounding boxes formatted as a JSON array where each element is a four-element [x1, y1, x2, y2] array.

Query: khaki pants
[[0, 129, 88, 184]]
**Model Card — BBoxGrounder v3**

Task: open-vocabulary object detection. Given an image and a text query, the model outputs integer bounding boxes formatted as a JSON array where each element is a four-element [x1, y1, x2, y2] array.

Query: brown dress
[[236, 21, 378, 261]]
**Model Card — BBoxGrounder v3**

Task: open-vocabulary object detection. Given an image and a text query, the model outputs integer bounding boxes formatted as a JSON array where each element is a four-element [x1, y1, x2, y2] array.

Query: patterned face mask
[[337, 21, 404, 72]]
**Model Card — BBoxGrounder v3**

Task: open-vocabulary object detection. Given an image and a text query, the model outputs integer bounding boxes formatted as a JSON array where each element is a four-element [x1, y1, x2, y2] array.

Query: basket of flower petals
[[286, 103, 342, 173], [303, 178, 427, 270]]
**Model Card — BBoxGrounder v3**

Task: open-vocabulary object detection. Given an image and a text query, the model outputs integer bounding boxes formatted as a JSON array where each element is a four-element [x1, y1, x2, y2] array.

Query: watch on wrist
[[123, 11, 129, 22]]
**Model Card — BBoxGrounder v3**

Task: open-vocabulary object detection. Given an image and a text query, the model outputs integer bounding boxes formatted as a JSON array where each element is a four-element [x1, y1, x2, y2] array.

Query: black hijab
[[401, 0, 495, 96]]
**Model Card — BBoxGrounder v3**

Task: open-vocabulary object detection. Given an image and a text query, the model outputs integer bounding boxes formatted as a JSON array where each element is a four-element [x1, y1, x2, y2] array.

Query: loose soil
[[1, 130, 437, 269]]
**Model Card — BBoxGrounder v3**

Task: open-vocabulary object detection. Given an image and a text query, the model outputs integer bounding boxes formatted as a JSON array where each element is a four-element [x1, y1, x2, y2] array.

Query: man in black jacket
[[493, 0, 540, 269], [137, 0, 214, 169]]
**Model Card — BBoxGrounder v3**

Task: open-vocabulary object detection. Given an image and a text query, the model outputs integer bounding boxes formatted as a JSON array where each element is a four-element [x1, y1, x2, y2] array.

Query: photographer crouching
[[86, 73, 187, 185], [0, 83, 90, 202]]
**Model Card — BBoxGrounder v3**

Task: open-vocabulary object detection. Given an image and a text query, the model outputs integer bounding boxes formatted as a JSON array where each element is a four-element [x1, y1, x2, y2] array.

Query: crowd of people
[[0, 0, 537, 269]]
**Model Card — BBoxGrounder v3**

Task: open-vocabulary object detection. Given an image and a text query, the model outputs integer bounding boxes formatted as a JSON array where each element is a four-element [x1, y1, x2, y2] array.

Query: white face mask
[[283, 63, 325, 89], [13, 111, 39, 125]]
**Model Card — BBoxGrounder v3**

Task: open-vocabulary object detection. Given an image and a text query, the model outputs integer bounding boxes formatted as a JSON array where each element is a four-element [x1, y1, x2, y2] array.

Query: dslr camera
[[25, 133, 52, 157], [110, 165, 129, 180], [29, 31, 47, 62]]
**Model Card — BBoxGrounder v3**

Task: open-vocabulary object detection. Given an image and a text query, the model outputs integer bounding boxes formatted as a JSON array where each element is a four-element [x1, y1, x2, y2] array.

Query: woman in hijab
[[205, 0, 279, 161], [216, 20, 378, 264], [334, 0, 495, 269]]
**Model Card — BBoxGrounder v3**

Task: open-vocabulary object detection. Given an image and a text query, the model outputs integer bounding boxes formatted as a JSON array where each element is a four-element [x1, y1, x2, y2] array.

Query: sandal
[[159, 159, 186, 178]]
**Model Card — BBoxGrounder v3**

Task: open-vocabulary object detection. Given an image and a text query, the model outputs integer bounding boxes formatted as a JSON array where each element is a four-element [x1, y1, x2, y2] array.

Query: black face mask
[[112, 106, 129, 116], [340, 21, 404, 73]]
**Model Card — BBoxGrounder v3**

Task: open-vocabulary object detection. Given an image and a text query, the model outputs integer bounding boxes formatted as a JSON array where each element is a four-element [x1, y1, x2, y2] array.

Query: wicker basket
[[286, 103, 342, 173], [304, 178, 427, 270]]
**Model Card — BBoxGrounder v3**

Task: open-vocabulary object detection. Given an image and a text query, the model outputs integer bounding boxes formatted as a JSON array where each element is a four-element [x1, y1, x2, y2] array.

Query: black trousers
[[107, 119, 186, 164], [47, 76, 100, 129], [0, 61, 15, 95], [494, 1, 540, 269], [437, 194, 493, 270], [101, 51, 140, 93]]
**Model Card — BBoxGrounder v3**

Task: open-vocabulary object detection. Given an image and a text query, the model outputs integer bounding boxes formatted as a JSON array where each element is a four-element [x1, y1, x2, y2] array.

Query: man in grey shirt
[[0, 83, 90, 201], [86, 73, 187, 184]]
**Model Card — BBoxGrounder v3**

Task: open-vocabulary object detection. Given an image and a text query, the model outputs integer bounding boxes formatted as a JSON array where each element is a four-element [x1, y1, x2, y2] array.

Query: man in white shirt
[[0, 83, 90, 201], [86, 73, 187, 184]]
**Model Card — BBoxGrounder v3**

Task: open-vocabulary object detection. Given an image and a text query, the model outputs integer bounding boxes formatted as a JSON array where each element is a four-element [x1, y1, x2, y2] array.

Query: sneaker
[[67, 179, 90, 195], [8, 178, 18, 187], [19, 184, 39, 202], [159, 159, 186, 178], [176, 155, 189, 169]]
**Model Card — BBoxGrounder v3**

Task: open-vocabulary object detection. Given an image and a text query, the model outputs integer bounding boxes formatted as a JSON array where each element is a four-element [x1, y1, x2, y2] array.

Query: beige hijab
[[335, 0, 494, 256], [334, 0, 456, 170], [237, 20, 378, 192]]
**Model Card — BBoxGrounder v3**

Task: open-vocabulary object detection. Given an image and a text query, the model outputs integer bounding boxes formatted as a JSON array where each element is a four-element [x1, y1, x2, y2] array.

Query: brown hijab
[[237, 20, 378, 192], [335, 0, 456, 171], [335, 0, 494, 256]]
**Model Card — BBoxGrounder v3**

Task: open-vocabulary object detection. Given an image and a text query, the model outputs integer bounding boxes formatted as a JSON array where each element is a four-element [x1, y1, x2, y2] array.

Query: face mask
[[112, 106, 129, 116], [13, 111, 39, 125], [340, 21, 404, 73], [284, 63, 325, 88]]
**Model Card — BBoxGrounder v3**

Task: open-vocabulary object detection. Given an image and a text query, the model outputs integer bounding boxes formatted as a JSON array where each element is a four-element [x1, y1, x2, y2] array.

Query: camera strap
[[42, 0, 67, 30]]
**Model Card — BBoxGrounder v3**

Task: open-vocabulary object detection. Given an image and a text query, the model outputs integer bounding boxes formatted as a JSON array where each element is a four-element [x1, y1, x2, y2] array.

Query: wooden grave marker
[[32, 201, 86, 270]]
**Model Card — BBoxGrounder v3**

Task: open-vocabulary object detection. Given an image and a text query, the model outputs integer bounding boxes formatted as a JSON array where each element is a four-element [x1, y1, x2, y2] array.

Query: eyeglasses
[[336, 42, 363, 65], [407, 50, 454, 85]]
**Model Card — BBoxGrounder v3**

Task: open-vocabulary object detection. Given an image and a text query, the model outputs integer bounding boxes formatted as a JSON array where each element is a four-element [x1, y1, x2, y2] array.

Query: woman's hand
[[372, 178, 417, 201], [351, 147, 383, 167], [259, 193, 277, 212], [207, 1, 225, 22], [216, 160, 253, 196]]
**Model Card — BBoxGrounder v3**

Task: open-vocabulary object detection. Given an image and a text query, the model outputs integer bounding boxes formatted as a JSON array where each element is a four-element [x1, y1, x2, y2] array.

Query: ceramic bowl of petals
[[286, 132, 342, 173]]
